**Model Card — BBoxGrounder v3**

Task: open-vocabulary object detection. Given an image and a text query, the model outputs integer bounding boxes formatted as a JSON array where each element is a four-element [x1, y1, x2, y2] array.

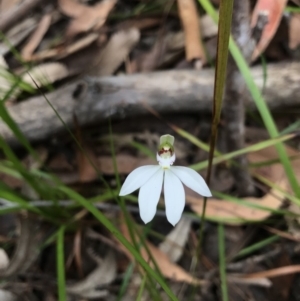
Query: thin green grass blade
[[57, 225, 67, 301], [0, 32, 25, 64], [259, 55, 268, 92], [136, 273, 147, 301], [253, 173, 300, 206], [0, 183, 61, 223], [108, 120, 148, 290], [191, 134, 294, 171], [0, 34, 45, 158], [107, 124, 165, 300], [116, 263, 135, 301], [0, 135, 48, 197], [0, 161, 23, 179], [0, 143, 68, 205], [218, 223, 229, 301], [195, 1, 233, 299], [0, 184, 39, 213], [130, 141, 156, 159], [0, 103, 39, 158], [280, 120, 300, 135], [235, 235, 279, 259], [173, 127, 217, 154], [0, 207, 20, 215], [285, 6, 300, 12], [249, 154, 300, 168]]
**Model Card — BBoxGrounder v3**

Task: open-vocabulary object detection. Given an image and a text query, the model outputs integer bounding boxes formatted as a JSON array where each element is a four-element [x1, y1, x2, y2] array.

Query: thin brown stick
[[177, 0, 206, 64], [21, 13, 52, 60]]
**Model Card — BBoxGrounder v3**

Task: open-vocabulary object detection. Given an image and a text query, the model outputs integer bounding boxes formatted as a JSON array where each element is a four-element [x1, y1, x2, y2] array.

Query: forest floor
[[0, 0, 300, 300]]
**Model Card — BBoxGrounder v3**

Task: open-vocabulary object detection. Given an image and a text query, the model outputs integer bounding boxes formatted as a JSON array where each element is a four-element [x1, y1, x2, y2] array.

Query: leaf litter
[[0, 0, 300, 300]]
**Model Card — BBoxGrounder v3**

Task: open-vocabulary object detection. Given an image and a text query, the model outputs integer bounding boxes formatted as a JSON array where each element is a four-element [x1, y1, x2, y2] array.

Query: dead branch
[[0, 62, 299, 146]]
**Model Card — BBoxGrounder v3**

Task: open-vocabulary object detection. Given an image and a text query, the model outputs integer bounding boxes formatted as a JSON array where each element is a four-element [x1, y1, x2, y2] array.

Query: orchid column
[[119, 135, 212, 226]]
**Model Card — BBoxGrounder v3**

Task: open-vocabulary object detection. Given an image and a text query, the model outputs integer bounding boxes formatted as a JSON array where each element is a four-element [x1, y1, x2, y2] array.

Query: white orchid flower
[[119, 134, 212, 226]]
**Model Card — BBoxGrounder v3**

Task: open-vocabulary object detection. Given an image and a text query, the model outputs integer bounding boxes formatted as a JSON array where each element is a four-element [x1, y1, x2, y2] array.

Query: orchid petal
[[164, 169, 185, 226], [119, 166, 160, 196], [170, 166, 212, 197], [138, 169, 164, 223]]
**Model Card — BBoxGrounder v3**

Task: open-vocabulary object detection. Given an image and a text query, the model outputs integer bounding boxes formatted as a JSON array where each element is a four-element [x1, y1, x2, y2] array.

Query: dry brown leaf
[[251, 0, 288, 61], [187, 146, 300, 225], [0, 248, 9, 270], [159, 217, 191, 263], [88, 28, 140, 76], [235, 265, 300, 279], [73, 115, 102, 183], [264, 226, 300, 242], [66, 252, 116, 299], [59, 0, 117, 38], [58, 0, 89, 18], [23, 62, 69, 87], [227, 275, 272, 287], [289, 13, 300, 49], [119, 216, 202, 284], [77, 146, 101, 183], [177, 0, 206, 63], [21, 14, 52, 60]]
